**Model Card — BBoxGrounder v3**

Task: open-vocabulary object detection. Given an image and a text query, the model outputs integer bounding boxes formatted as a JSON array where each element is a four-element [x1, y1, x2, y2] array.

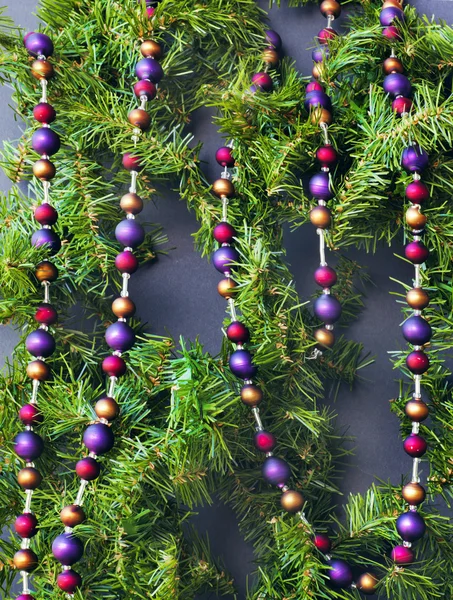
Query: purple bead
[[304, 91, 331, 111], [31, 127, 60, 156], [105, 321, 135, 352], [401, 145, 429, 173], [14, 431, 44, 461], [327, 559, 353, 588], [383, 73, 411, 98], [262, 456, 291, 486], [380, 6, 404, 26], [24, 32, 54, 57], [402, 316, 432, 345], [26, 329, 56, 357], [115, 219, 145, 248], [52, 533, 84, 566], [83, 423, 114, 455], [31, 229, 61, 254], [135, 58, 164, 83], [229, 349, 257, 379], [312, 46, 329, 62], [265, 30, 282, 50], [212, 246, 239, 273], [313, 294, 342, 324], [309, 172, 333, 200], [396, 511, 426, 542]]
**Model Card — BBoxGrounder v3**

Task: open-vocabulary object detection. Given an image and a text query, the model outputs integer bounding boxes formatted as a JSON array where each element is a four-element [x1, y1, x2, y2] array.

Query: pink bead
[[403, 434, 427, 457], [226, 321, 250, 344], [406, 181, 429, 204], [316, 145, 337, 168], [34, 203, 58, 226], [102, 355, 127, 377], [34, 302, 58, 325], [215, 146, 234, 168], [76, 457, 101, 481], [123, 152, 143, 172], [392, 97, 412, 115], [133, 79, 157, 100], [318, 28, 338, 44], [57, 569, 82, 593], [405, 241, 429, 264], [391, 544, 414, 564], [115, 250, 139, 274], [314, 265, 337, 287], [16, 596, 35, 600], [406, 350, 430, 375], [383, 25, 401, 40], [254, 430, 277, 452], [313, 533, 331, 553], [14, 513, 38, 538], [213, 221, 236, 244], [306, 81, 323, 93], [147, 6, 155, 16], [251, 72, 273, 91], [19, 403, 43, 426], [33, 102, 56, 124]]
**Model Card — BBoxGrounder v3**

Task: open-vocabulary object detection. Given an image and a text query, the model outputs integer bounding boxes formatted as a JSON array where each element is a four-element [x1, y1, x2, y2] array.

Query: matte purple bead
[[312, 46, 329, 62], [135, 58, 164, 83], [105, 321, 135, 352], [401, 145, 429, 173], [14, 431, 44, 461], [265, 30, 282, 50], [115, 219, 145, 248], [402, 316, 432, 345], [304, 91, 331, 111], [262, 456, 291, 486], [383, 73, 411, 99], [26, 329, 56, 358], [327, 559, 353, 588], [52, 533, 84, 565], [212, 246, 239, 273], [31, 127, 60, 156], [83, 423, 114, 455], [396, 511, 426, 542], [309, 172, 333, 200], [24, 32, 54, 57], [380, 6, 404, 26], [313, 294, 342, 324], [229, 349, 257, 379], [31, 229, 61, 254]]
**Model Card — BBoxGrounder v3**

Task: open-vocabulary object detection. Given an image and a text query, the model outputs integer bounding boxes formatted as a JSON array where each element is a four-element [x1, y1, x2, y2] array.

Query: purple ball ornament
[[327, 559, 353, 589], [262, 456, 291, 486], [383, 73, 411, 99], [14, 431, 44, 461], [215, 146, 234, 168], [83, 423, 114, 455], [212, 246, 239, 273], [380, 6, 404, 26], [105, 321, 135, 352], [396, 511, 426, 542], [402, 315, 432, 345], [309, 172, 333, 200], [135, 57, 164, 83], [312, 46, 329, 63], [52, 533, 84, 566], [26, 329, 56, 358], [229, 349, 257, 379], [265, 30, 282, 50], [31, 228, 61, 254], [24, 32, 54, 57], [401, 145, 429, 173], [251, 72, 273, 92], [304, 91, 331, 111], [31, 127, 60, 156], [313, 294, 342, 324], [115, 219, 145, 248]]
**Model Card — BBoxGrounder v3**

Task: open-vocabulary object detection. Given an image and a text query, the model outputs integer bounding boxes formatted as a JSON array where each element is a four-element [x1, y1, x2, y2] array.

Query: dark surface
[[1, 1, 452, 599]]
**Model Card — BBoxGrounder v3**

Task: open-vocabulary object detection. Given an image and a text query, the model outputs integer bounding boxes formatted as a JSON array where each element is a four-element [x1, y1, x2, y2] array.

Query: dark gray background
[[1, 1, 451, 598]]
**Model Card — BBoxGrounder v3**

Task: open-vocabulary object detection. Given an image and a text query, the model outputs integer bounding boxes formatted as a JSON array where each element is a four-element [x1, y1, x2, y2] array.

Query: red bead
[[306, 82, 323, 93], [34, 302, 58, 325], [406, 350, 429, 375], [313, 533, 331, 553], [403, 434, 427, 457], [318, 28, 338, 44], [14, 513, 38, 538], [251, 72, 273, 91], [102, 355, 127, 377], [383, 25, 401, 40], [115, 250, 139, 274], [133, 79, 157, 100], [215, 146, 234, 168], [213, 222, 236, 244], [33, 102, 56, 124], [226, 321, 250, 344], [314, 265, 337, 287], [75, 457, 101, 481], [392, 97, 413, 115], [316, 145, 337, 168], [406, 181, 429, 204], [391, 545, 414, 565], [254, 430, 277, 452], [34, 203, 58, 226], [122, 152, 143, 172], [405, 241, 429, 264], [19, 404, 43, 426], [57, 569, 82, 593]]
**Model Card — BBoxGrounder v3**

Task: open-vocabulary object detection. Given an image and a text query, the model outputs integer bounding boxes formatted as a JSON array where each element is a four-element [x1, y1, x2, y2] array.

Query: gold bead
[[314, 328, 335, 348], [406, 287, 429, 310], [356, 572, 379, 595], [31, 59, 54, 80], [120, 192, 143, 215], [13, 549, 38, 571], [402, 482, 426, 505], [128, 108, 151, 131], [311, 107, 332, 125], [35, 260, 58, 282], [280, 490, 304, 513], [112, 297, 136, 318], [383, 56, 404, 75], [405, 399, 429, 422], [406, 207, 427, 229], [17, 467, 42, 490], [26, 359, 50, 381], [217, 278, 237, 299], [240, 384, 263, 407], [140, 40, 162, 59], [320, 0, 341, 18], [33, 158, 56, 181], [262, 48, 279, 66], [382, 0, 404, 8], [60, 504, 86, 527], [95, 396, 120, 421], [310, 206, 331, 229], [212, 178, 235, 198], [312, 63, 323, 80]]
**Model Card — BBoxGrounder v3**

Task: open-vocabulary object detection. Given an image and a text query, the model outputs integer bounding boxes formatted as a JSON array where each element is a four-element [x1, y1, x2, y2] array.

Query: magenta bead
[[316, 145, 337, 168], [76, 456, 101, 481], [105, 321, 136, 352], [314, 265, 337, 288], [146, 6, 155, 16], [15, 513, 38, 538], [403, 434, 427, 457], [135, 57, 163, 83], [405, 241, 429, 264], [327, 559, 353, 588], [24, 32, 53, 57], [34, 203, 58, 226], [396, 511, 426, 542], [313, 294, 342, 324], [83, 423, 114, 455], [19, 404, 43, 426], [380, 6, 404, 26], [226, 321, 250, 344], [229, 349, 257, 379], [31, 228, 61, 254], [251, 72, 273, 92], [34, 302, 58, 325], [406, 181, 429, 204], [16, 596, 35, 600], [215, 146, 234, 168], [133, 79, 157, 100], [318, 28, 337, 44], [14, 431, 44, 461], [33, 102, 56, 124], [402, 145, 429, 173], [254, 430, 276, 452], [52, 533, 84, 566], [309, 172, 333, 200], [383, 73, 411, 98], [306, 82, 323, 93], [115, 250, 139, 274], [102, 355, 127, 377], [115, 219, 145, 248], [26, 329, 55, 357], [406, 350, 430, 375], [123, 152, 143, 172], [262, 456, 291, 486], [383, 25, 401, 40], [265, 30, 282, 50], [391, 544, 414, 564], [31, 127, 60, 156], [392, 97, 412, 115], [213, 222, 236, 244], [57, 569, 82, 593], [212, 246, 239, 273], [313, 533, 331, 553]]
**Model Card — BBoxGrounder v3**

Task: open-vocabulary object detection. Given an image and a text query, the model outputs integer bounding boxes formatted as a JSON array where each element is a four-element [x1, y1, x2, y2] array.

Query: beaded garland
[[378, 0, 431, 565], [12, 31, 61, 598]]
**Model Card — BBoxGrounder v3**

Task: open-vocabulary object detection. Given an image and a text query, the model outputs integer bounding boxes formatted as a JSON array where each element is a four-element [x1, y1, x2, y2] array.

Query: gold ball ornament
[[356, 572, 379, 595], [383, 56, 404, 74], [95, 396, 120, 421], [140, 40, 162, 59], [120, 192, 143, 215], [60, 504, 86, 527], [240, 384, 263, 407], [402, 482, 426, 505], [26, 359, 50, 381], [406, 207, 427, 229], [217, 278, 237, 299], [280, 490, 304, 513], [212, 178, 235, 198], [35, 260, 58, 282], [310, 205, 332, 229], [33, 158, 56, 181], [314, 328, 335, 348], [112, 297, 136, 318], [406, 287, 429, 310], [31, 59, 54, 80], [263, 48, 279, 66], [128, 108, 151, 131], [320, 0, 341, 18], [405, 399, 429, 422], [312, 63, 323, 80], [13, 549, 38, 571], [382, 0, 404, 8], [311, 107, 332, 125], [17, 467, 42, 490]]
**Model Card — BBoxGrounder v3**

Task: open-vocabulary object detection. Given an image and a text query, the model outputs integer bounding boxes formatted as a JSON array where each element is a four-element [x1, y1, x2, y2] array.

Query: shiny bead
[[115, 219, 145, 248], [135, 57, 163, 83], [35, 302, 58, 325], [213, 221, 236, 244], [383, 56, 404, 74], [26, 359, 50, 381], [112, 296, 136, 318], [391, 544, 414, 564], [265, 30, 282, 50], [105, 321, 135, 352], [16, 595, 35, 600], [52, 533, 84, 565], [33, 102, 56, 123], [313, 294, 342, 324], [19, 403, 43, 426], [383, 0, 404, 7], [262, 456, 291, 486], [115, 250, 139, 274], [401, 145, 429, 173], [306, 81, 323, 93], [314, 327, 335, 348], [402, 315, 432, 345], [217, 278, 237, 299], [75, 456, 101, 481], [215, 147, 234, 168], [392, 97, 413, 115], [60, 504, 86, 527], [396, 511, 426, 542], [120, 192, 143, 215], [310, 206, 331, 229], [229, 349, 257, 379], [15, 513, 38, 538], [326, 559, 353, 588], [102, 355, 127, 378], [406, 207, 427, 230], [94, 396, 120, 421], [314, 265, 337, 287], [313, 533, 331, 553], [312, 46, 329, 63], [128, 108, 151, 131], [405, 399, 429, 422], [252, 72, 273, 91], [31, 59, 54, 80], [140, 39, 162, 59], [312, 63, 323, 80], [406, 350, 429, 374], [320, 0, 341, 17], [24, 32, 53, 57], [57, 569, 82, 593], [17, 467, 42, 490], [309, 172, 333, 200], [403, 433, 427, 457], [14, 431, 44, 461], [34, 203, 58, 226], [382, 25, 402, 40], [26, 329, 55, 358], [31, 228, 61, 254], [405, 241, 429, 264], [31, 127, 60, 156], [280, 489, 304, 513], [133, 79, 157, 100], [402, 482, 426, 505], [212, 246, 239, 273], [122, 152, 143, 172], [13, 549, 38, 571], [262, 48, 279, 66], [33, 158, 56, 181], [212, 178, 235, 198], [406, 180, 429, 204], [318, 28, 338, 44], [316, 145, 337, 168], [254, 430, 276, 452], [83, 423, 114, 454], [240, 384, 263, 406], [383, 73, 411, 98], [406, 287, 429, 310], [226, 321, 250, 344], [356, 572, 379, 595], [305, 91, 331, 111], [35, 260, 58, 282], [380, 6, 404, 26], [311, 107, 332, 125]]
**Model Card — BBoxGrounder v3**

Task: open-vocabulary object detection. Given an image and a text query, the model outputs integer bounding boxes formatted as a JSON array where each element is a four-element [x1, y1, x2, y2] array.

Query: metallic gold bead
[[383, 0, 404, 8], [13, 549, 38, 571], [314, 328, 335, 348], [31, 59, 54, 80], [402, 482, 426, 505], [405, 399, 429, 422], [35, 260, 58, 283], [406, 287, 429, 310], [240, 384, 263, 407], [263, 48, 279, 66], [217, 278, 237, 299], [33, 159, 56, 181], [60, 504, 86, 527], [311, 107, 332, 125], [320, 0, 341, 18], [120, 192, 143, 215], [383, 56, 404, 75], [312, 63, 323, 80], [310, 206, 331, 229], [212, 178, 235, 198], [112, 297, 136, 318], [26, 359, 50, 381], [95, 396, 120, 421], [406, 207, 427, 229], [356, 572, 379, 595], [17, 467, 42, 490], [280, 490, 304, 513], [128, 108, 151, 131], [140, 40, 162, 59]]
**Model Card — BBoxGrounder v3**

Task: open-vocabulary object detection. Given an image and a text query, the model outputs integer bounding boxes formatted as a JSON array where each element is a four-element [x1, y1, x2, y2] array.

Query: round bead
[[146, 6, 155, 17], [313, 533, 331, 553], [254, 430, 276, 453], [280, 489, 304, 513], [133, 79, 157, 100], [380, 6, 404, 26], [383, 0, 404, 7], [401, 145, 429, 173], [310, 206, 331, 229], [306, 81, 324, 93], [14, 431, 44, 461], [318, 28, 338, 44], [356, 572, 379, 595], [406, 206, 427, 229], [312, 46, 329, 63], [406, 350, 429, 374], [213, 221, 236, 244], [120, 193, 143, 215], [115, 219, 145, 248], [215, 147, 234, 168], [383, 73, 411, 98], [212, 246, 239, 273], [305, 91, 331, 111], [34, 302, 58, 325], [396, 511, 426, 541], [406, 180, 429, 204], [31, 59, 54, 80], [83, 423, 114, 455], [226, 321, 249, 344], [19, 404, 43, 426], [122, 152, 143, 172], [402, 315, 432, 345], [33, 102, 56, 124], [75, 456, 101, 481], [240, 384, 263, 407], [115, 250, 139, 274], [314, 327, 335, 348], [95, 396, 120, 421], [135, 57, 163, 83], [33, 158, 56, 181], [34, 203, 58, 226], [405, 241, 429, 264], [263, 48, 279, 66], [17, 467, 42, 490], [403, 434, 427, 457], [13, 549, 38, 571], [314, 265, 337, 288], [217, 278, 237, 299], [392, 97, 413, 115], [16, 596, 35, 600], [326, 559, 353, 588], [229, 349, 257, 379], [35, 260, 58, 282], [316, 145, 337, 168], [52, 533, 84, 565], [320, 0, 341, 17], [26, 329, 55, 358], [140, 40, 162, 59], [262, 456, 291, 486], [391, 544, 414, 564], [128, 108, 151, 131], [60, 504, 86, 527], [24, 32, 53, 57], [105, 321, 135, 352], [31, 127, 60, 156], [311, 108, 332, 125], [112, 296, 136, 318], [383, 25, 402, 40], [212, 178, 235, 198], [313, 294, 342, 324], [15, 513, 38, 538], [405, 399, 429, 422], [402, 482, 426, 505], [383, 56, 404, 74], [309, 172, 333, 200], [251, 72, 273, 91], [265, 30, 282, 50], [57, 569, 82, 593], [31, 228, 61, 254], [102, 355, 127, 377]]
